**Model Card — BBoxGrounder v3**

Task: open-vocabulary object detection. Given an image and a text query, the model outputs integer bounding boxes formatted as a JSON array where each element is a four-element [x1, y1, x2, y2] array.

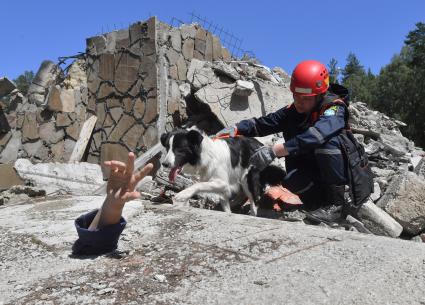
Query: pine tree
[[341, 53, 368, 101], [328, 58, 339, 84], [13, 71, 34, 95], [342, 52, 365, 83]]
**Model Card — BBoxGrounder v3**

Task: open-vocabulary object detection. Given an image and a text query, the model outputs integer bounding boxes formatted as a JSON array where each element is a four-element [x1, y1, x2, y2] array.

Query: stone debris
[[234, 80, 255, 96], [370, 182, 381, 202], [212, 61, 241, 80], [153, 274, 167, 283], [0, 164, 23, 190], [0, 61, 86, 163], [0, 77, 16, 97], [357, 199, 403, 237], [0, 16, 423, 243], [46, 85, 76, 112], [376, 172, 425, 235], [410, 155, 423, 173], [1, 196, 425, 305], [27, 60, 63, 106], [0, 16, 425, 305], [14, 158, 104, 195], [68, 115, 97, 162], [0, 185, 46, 206]]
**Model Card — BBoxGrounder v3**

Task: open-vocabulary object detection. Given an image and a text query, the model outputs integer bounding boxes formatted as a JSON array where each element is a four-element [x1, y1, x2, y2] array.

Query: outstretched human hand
[[103, 152, 154, 202]]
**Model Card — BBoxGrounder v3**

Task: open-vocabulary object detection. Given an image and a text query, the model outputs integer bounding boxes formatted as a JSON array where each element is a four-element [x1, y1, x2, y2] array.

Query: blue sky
[[1, 0, 424, 79]]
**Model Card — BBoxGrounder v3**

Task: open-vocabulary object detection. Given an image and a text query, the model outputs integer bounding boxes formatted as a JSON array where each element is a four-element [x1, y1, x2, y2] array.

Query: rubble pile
[[0, 16, 424, 241], [347, 102, 425, 238], [0, 60, 89, 164]]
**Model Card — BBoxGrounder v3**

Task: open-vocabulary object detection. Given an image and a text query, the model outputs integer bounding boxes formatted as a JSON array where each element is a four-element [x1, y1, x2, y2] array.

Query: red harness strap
[[309, 98, 350, 130], [210, 134, 240, 141]]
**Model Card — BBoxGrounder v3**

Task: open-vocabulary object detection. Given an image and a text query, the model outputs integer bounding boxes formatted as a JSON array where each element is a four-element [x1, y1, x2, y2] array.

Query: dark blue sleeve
[[72, 209, 127, 256], [235, 107, 288, 137], [284, 105, 346, 156]]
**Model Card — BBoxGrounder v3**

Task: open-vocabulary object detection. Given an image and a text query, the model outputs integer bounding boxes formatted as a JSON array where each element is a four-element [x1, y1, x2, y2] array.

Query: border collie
[[160, 128, 264, 214]]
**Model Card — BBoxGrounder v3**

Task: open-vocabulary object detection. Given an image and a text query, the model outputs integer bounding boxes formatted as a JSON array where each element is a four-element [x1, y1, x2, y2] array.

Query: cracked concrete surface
[[1, 196, 425, 304]]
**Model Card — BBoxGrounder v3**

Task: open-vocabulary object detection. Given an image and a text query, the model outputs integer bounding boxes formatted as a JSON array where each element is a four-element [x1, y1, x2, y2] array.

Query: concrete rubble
[[14, 158, 104, 195], [0, 77, 17, 97], [0, 16, 425, 303], [1, 196, 425, 305]]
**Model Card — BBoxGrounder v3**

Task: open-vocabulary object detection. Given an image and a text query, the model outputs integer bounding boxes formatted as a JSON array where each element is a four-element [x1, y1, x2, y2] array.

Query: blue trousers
[[282, 136, 347, 209]]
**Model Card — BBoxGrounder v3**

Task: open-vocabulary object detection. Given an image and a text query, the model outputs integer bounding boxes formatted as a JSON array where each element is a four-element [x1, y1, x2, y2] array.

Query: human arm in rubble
[[278, 105, 346, 156], [72, 152, 153, 255], [215, 107, 288, 138]]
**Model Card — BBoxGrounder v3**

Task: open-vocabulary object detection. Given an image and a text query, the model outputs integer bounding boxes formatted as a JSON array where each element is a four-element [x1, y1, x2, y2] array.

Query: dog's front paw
[[173, 189, 193, 204]]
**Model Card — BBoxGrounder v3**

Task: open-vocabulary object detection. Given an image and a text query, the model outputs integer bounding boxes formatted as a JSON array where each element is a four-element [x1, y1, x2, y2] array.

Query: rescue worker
[[216, 60, 367, 223]]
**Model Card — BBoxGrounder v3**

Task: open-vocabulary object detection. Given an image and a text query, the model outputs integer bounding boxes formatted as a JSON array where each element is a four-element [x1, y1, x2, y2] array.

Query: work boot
[[304, 185, 345, 224]]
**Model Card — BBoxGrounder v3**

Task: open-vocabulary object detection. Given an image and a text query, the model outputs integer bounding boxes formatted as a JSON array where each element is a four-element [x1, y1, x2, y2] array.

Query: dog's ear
[[160, 132, 170, 148], [187, 129, 203, 146]]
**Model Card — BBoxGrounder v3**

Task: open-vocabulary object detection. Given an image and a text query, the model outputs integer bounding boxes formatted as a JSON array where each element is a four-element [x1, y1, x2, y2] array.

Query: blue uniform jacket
[[236, 99, 347, 172]]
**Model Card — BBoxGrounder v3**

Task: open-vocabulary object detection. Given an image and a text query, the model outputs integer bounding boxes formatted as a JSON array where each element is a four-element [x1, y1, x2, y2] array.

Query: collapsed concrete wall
[[1, 16, 425, 239], [85, 17, 159, 165], [83, 17, 236, 165], [0, 17, 292, 168], [0, 60, 89, 164]]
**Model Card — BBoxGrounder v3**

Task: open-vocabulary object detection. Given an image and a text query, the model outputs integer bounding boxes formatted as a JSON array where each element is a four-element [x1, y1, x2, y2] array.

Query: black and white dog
[[160, 128, 264, 214]]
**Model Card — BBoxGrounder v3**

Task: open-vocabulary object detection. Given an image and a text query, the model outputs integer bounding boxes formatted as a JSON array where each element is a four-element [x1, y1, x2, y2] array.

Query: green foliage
[[327, 58, 339, 84], [340, 52, 376, 102], [339, 22, 425, 148], [13, 70, 34, 95], [342, 52, 365, 83]]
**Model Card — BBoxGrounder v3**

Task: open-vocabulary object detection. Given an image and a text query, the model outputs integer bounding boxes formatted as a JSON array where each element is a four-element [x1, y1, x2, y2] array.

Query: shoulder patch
[[323, 105, 338, 116]]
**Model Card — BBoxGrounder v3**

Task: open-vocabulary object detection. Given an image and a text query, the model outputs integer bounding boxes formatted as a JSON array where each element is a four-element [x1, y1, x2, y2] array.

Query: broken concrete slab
[[256, 67, 279, 83], [0, 164, 23, 190], [370, 182, 381, 202], [69, 115, 97, 162], [377, 172, 425, 235], [14, 158, 104, 195], [357, 199, 403, 237], [0, 77, 16, 97], [1, 197, 425, 304], [272, 66, 291, 83], [234, 80, 254, 96], [186, 58, 208, 84], [187, 59, 217, 90], [410, 155, 423, 173], [212, 61, 240, 80]]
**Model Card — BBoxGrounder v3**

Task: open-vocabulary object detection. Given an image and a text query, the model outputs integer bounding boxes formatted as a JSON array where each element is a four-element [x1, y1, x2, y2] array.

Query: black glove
[[249, 146, 276, 171]]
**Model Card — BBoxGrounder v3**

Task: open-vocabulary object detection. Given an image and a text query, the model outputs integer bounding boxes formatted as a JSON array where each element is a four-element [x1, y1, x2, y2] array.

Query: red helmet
[[290, 60, 329, 96]]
